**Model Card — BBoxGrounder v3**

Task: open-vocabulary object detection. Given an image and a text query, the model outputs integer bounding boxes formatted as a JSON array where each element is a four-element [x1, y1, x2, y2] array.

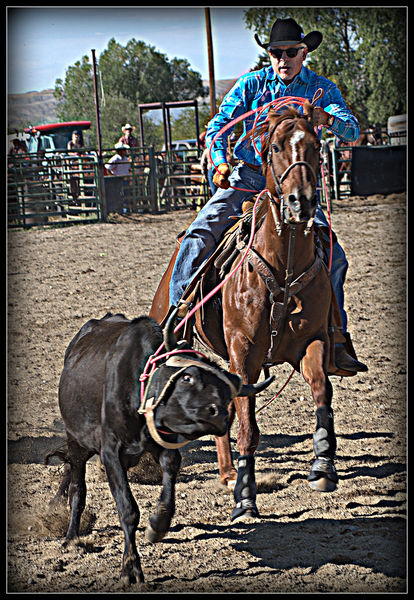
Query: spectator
[[8, 138, 28, 155], [67, 131, 84, 202], [118, 123, 139, 148], [67, 130, 84, 152], [105, 142, 131, 176]]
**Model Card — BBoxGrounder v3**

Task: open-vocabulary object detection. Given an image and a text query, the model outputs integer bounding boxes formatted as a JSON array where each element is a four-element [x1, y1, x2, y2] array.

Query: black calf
[[48, 311, 273, 584]]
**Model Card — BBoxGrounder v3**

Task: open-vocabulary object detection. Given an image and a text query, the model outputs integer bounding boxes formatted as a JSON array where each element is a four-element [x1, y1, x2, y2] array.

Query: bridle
[[266, 118, 319, 236], [260, 114, 322, 359]]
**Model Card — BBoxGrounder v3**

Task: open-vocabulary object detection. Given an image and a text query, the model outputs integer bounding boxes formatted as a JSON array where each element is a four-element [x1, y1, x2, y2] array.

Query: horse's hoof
[[231, 509, 260, 524], [231, 501, 259, 523], [308, 457, 338, 493], [145, 524, 165, 544], [227, 479, 236, 490], [308, 476, 337, 492]]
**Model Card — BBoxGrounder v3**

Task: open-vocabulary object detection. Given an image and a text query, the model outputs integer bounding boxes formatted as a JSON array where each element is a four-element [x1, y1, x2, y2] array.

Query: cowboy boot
[[335, 333, 368, 372], [329, 284, 368, 373]]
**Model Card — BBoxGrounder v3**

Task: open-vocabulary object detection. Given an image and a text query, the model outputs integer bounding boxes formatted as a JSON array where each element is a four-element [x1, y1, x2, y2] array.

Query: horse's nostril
[[209, 404, 219, 417], [288, 195, 301, 212]]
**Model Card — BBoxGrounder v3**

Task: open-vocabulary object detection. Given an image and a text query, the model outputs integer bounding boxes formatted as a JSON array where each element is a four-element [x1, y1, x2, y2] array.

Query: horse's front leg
[[300, 339, 338, 492], [230, 391, 261, 521], [215, 400, 237, 487]]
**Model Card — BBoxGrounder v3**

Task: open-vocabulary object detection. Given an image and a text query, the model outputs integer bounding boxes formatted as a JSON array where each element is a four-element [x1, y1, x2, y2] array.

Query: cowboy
[[118, 123, 139, 148], [105, 142, 131, 176], [168, 17, 367, 373]]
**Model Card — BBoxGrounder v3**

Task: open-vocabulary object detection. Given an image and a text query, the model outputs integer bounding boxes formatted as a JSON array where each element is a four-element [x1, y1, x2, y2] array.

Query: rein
[[147, 90, 332, 426], [268, 157, 317, 236]]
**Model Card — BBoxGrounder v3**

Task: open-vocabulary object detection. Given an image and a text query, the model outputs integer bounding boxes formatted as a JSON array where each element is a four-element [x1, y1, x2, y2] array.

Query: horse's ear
[[267, 106, 279, 126], [303, 100, 314, 125]]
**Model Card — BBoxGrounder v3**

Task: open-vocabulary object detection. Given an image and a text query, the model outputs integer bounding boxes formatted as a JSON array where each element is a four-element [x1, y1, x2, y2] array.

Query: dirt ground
[[7, 192, 406, 593]]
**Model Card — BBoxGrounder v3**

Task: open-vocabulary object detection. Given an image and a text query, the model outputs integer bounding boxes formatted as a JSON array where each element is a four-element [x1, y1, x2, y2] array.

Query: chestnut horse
[[150, 101, 343, 521]]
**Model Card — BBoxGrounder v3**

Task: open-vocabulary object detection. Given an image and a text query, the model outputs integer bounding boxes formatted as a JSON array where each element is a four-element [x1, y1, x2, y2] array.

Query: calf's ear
[[239, 375, 275, 397]]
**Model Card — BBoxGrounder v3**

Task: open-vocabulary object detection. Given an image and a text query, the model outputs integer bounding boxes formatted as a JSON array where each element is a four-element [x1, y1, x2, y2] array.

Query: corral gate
[[7, 152, 102, 228], [7, 146, 210, 228]]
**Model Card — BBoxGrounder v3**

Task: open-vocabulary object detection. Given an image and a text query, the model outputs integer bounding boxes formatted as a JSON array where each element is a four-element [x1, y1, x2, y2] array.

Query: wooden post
[[205, 8, 216, 119], [91, 49, 107, 220]]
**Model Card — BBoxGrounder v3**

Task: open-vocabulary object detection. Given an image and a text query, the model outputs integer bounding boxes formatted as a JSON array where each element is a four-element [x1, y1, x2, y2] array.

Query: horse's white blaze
[[290, 129, 305, 162]]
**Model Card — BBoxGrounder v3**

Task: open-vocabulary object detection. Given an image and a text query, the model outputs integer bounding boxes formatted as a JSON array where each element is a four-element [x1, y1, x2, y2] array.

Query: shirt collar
[[268, 64, 310, 86]]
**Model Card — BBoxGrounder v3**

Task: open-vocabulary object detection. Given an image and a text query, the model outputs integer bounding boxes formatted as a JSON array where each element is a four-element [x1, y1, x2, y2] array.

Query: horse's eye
[[182, 374, 193, 384], [271, 143, 280, 153]]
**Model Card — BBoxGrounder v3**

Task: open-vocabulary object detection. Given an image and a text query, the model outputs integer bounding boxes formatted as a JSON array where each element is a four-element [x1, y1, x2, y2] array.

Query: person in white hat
[[119, 123, 139, 148], [105, 142, 131, 176]]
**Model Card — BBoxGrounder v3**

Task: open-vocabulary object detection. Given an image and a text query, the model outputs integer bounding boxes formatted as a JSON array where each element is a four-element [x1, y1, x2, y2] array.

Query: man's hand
[[312, 107, 334, 128], [212, 163, 231, 189]]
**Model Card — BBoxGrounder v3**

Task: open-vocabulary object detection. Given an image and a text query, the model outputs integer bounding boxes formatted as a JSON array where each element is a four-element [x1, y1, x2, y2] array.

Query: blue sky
[[7, 6, 261, 94]]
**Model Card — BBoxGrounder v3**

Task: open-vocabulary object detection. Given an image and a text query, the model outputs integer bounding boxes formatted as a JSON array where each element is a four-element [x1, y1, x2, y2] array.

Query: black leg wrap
[[313, 406, 336, 458], [308, 406, 338, 484], [231, 455, 258, 522]]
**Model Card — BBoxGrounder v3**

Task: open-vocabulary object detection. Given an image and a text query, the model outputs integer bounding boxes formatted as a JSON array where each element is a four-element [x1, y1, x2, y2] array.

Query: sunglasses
[[270, 47, 306, 59]]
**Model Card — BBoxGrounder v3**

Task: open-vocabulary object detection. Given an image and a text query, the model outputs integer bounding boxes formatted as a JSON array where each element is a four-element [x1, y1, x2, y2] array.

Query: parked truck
[[24, 121, 91, 153]]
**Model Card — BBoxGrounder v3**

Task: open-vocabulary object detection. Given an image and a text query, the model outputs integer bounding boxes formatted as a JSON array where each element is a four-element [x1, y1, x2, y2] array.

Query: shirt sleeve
[[205, 76, 252, 168], [105, 155, 117, 175], [321, 83, 360, 142]]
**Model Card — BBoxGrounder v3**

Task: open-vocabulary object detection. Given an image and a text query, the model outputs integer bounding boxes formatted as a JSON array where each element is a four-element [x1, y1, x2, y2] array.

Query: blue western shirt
[[206, 65, 360, 167]]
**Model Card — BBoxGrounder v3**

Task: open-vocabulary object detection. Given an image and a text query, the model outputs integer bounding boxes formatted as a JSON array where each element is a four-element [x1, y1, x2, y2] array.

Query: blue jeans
[[169, 163, 348, 332], [207, 167, 217, 196]]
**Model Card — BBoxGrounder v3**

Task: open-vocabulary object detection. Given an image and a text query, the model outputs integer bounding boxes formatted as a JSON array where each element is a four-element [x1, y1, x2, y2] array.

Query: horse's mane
[[244, 104, 314, 158]]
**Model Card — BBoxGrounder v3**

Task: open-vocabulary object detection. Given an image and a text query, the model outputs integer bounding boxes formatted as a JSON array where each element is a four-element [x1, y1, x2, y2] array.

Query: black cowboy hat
[[255, 18, 323, 53]]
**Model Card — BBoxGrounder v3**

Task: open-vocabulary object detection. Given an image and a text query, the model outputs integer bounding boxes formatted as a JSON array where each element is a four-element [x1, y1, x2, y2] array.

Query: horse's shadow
[[234, 515, 406, 579], [166, 515, 406, 582]]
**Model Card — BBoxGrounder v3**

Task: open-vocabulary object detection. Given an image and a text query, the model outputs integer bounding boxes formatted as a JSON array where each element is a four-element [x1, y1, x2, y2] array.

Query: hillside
[[7, 89, 58, 132]]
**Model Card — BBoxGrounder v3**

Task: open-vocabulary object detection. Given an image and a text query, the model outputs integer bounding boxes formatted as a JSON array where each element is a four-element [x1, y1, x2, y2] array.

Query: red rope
[[148, 97, 335, 411], [208, 96, 308, 192], [174, 188, 268, 334], [255, 367, 296, 416]]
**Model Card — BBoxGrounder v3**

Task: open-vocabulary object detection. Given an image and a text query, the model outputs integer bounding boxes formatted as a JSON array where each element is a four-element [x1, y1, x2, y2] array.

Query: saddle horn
[[163, 306, 180, 351]]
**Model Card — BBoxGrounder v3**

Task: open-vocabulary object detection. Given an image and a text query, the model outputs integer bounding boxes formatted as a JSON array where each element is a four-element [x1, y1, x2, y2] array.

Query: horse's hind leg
[[300, 339, 338, 492]]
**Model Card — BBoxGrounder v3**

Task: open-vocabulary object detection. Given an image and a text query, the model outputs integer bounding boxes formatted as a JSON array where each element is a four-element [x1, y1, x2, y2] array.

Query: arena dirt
[[7, 193, 406, 593]]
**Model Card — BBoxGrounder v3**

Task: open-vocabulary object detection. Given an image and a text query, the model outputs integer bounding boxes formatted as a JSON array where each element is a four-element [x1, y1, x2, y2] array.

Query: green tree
[[169, 104, 212, 141], [54, 38, 207, 148], [54, 55, 95, 123], [244, 7, 406, 127]]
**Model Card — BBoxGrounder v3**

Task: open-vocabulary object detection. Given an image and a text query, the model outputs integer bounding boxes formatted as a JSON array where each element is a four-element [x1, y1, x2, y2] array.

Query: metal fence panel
[[8, 145, 216, 227], [155, 148, 209, 211], [7, 152, 101, 228]]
